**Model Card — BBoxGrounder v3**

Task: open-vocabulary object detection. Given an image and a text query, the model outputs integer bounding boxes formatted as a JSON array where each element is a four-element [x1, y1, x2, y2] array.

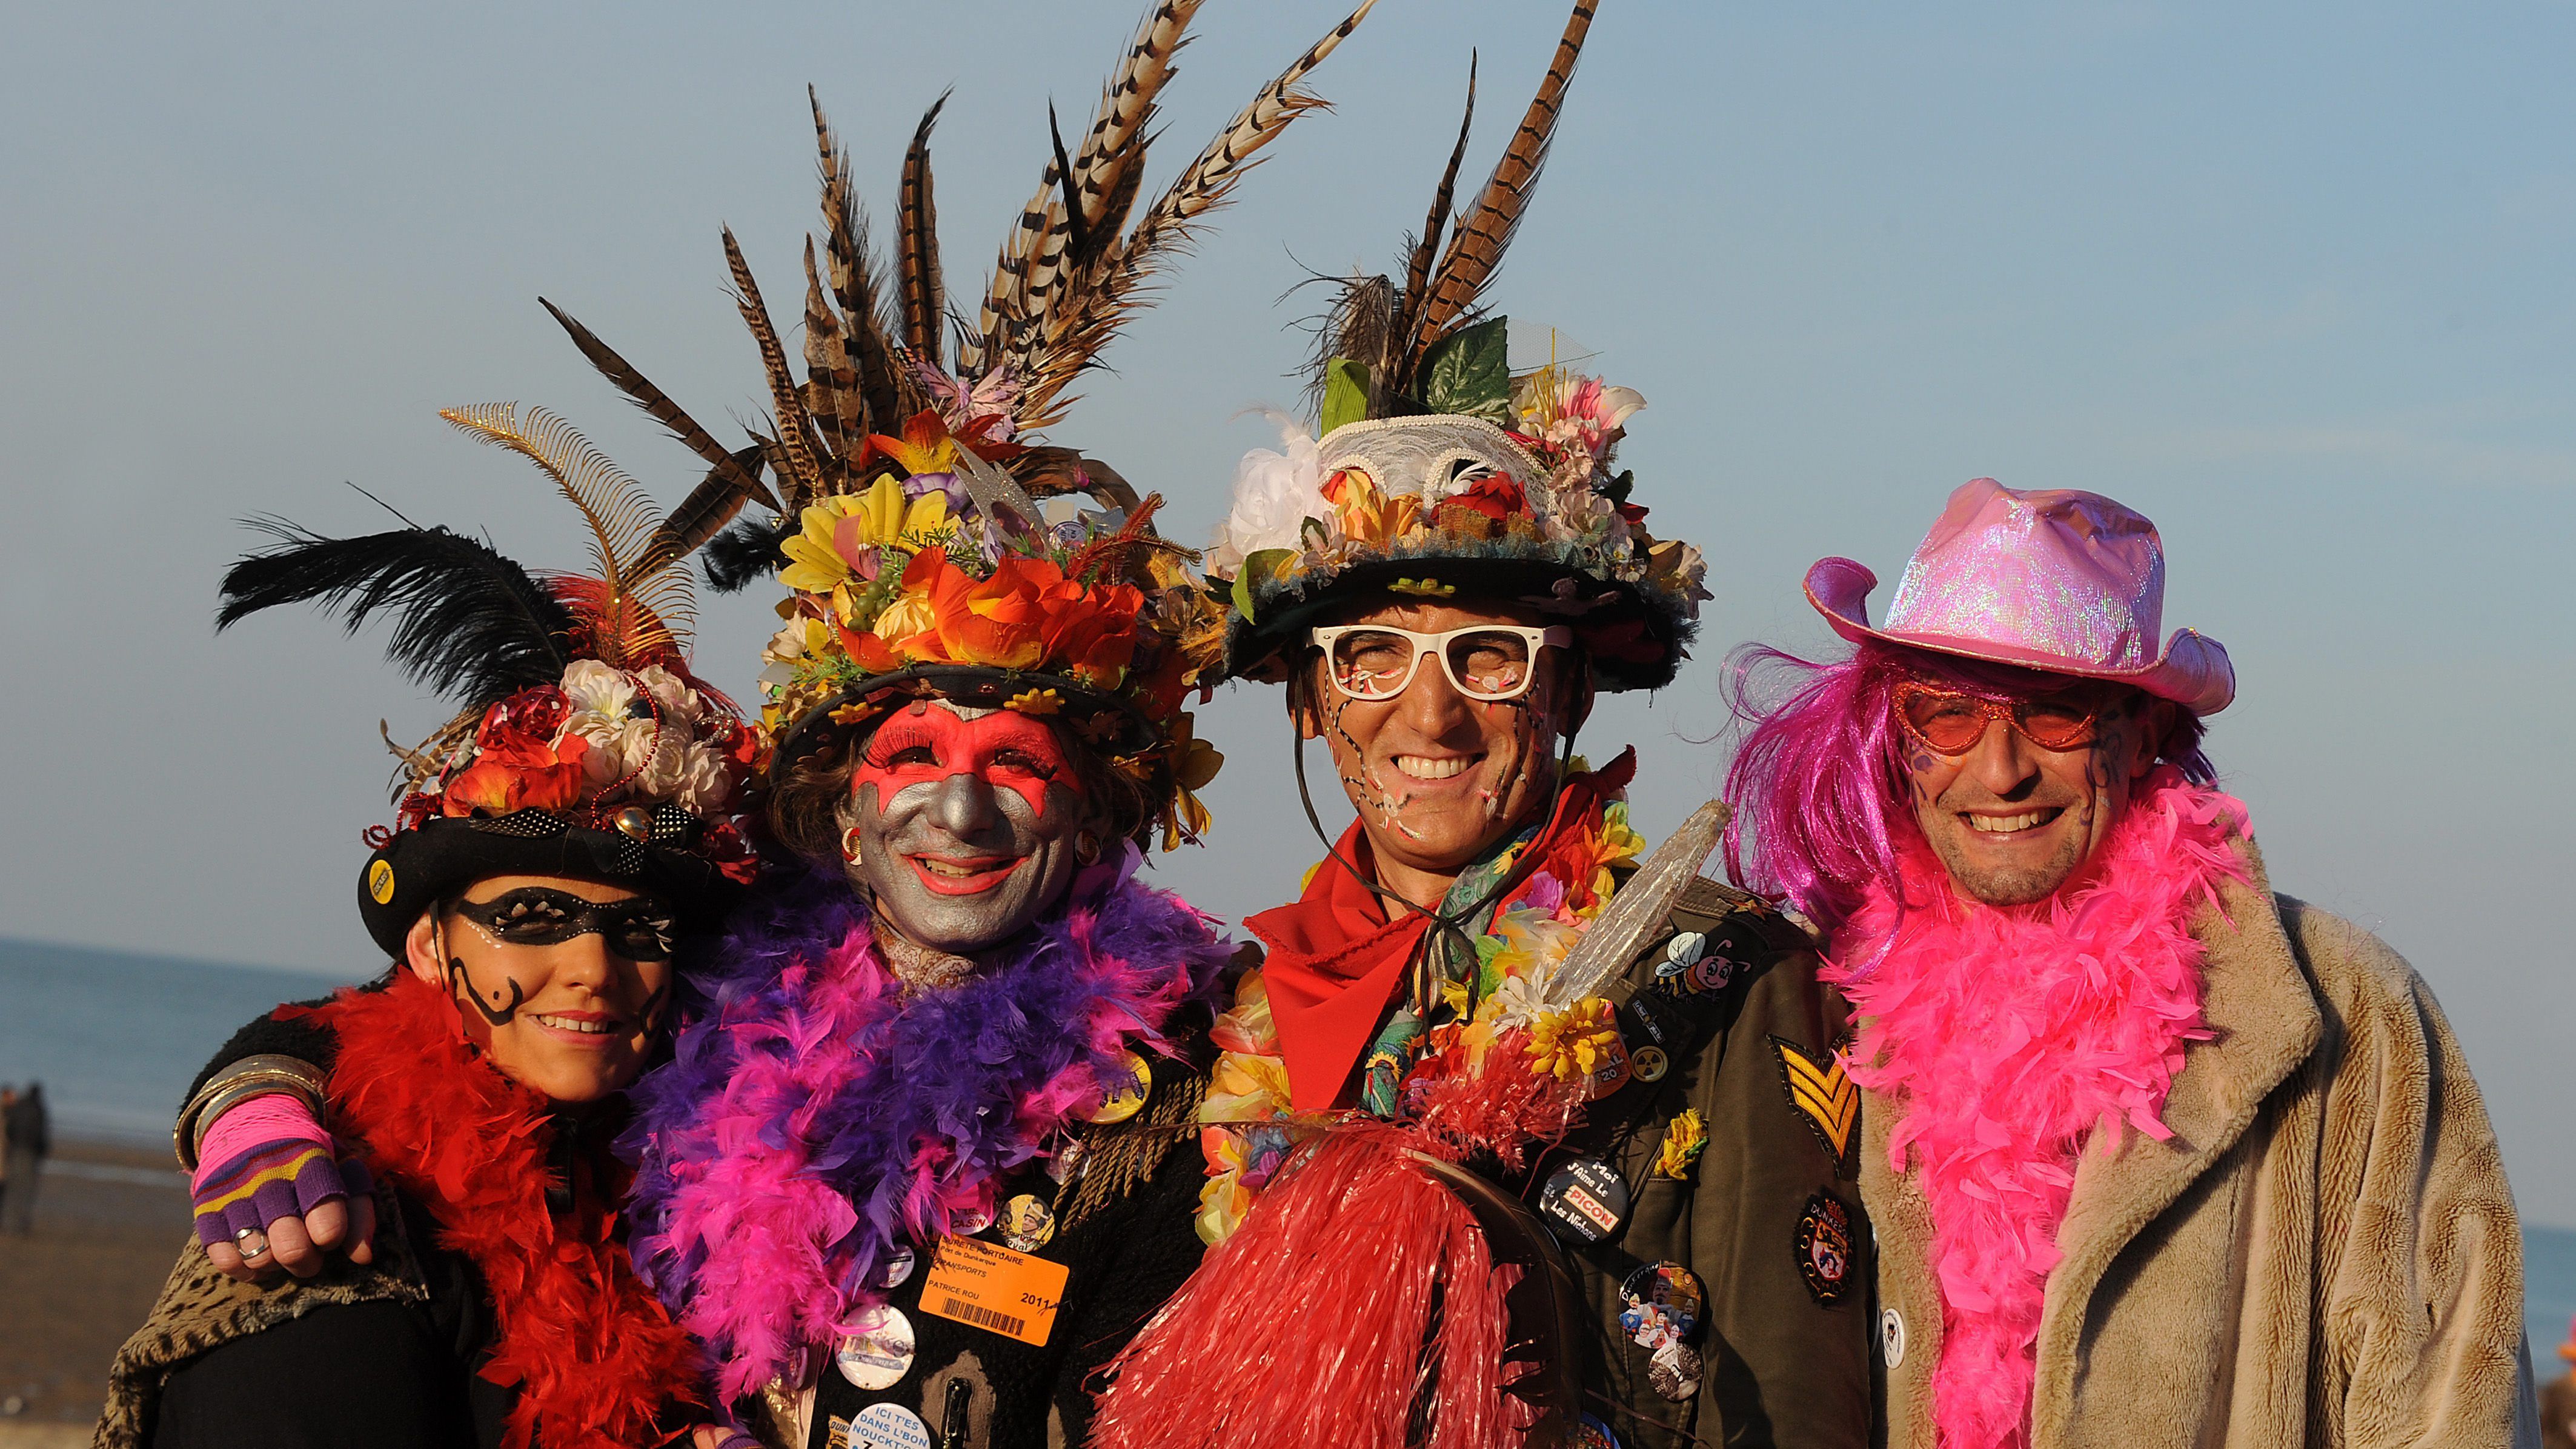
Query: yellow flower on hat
[[777, 478, 952, 595], [1159, 711, 1224, 848]]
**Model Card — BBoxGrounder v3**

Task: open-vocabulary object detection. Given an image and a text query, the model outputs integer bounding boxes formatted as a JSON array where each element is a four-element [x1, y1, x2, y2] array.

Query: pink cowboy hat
[[1804, 478, 2235, 715]]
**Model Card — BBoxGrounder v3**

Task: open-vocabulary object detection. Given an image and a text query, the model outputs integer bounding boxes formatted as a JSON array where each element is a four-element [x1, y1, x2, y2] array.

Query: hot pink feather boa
[[1823, 768, 2249, 1449]]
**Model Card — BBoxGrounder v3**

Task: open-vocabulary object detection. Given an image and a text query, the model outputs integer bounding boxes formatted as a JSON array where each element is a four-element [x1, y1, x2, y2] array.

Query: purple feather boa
[[619, 844, 1232, 1400]]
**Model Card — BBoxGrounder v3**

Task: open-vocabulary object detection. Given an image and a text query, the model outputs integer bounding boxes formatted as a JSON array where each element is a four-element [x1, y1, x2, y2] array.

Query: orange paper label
[[921, 1236, 1069, 1347]]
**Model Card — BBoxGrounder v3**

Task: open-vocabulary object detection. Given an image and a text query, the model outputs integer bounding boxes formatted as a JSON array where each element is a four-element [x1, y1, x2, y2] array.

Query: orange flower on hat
[[1322, 467, 1423, 547], [442, 700, 593, 816]]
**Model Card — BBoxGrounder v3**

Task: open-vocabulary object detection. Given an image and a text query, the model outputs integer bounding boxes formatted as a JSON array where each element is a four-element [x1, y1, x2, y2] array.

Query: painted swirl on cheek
[[853, 704, 1080, 821]]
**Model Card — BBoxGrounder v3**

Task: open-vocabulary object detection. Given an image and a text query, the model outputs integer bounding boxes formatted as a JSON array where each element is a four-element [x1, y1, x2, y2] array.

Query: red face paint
[[852, 705, 1080, 818]]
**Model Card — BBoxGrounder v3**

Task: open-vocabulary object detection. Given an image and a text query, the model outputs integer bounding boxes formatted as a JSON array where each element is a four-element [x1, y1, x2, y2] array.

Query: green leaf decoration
[[1418, 316, 1511, 422], [1321, 358, 1371, 436], [1232, 548, 1293, 622]]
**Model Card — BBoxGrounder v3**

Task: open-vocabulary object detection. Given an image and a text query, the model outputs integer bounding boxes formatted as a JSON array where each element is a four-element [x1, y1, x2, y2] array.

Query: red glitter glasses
[[1892, 681, 2103, 756]]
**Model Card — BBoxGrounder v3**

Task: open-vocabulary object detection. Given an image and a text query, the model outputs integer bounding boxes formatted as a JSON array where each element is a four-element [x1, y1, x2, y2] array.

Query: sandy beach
[[0, 1139, 192, 1444]]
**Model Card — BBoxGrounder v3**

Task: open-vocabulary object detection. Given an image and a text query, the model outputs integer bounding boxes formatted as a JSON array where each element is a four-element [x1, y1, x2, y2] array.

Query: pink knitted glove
[[190, 1093, 371, 1250]]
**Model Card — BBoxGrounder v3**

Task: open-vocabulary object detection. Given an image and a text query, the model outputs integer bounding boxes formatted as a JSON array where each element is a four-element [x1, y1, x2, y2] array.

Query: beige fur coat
[[1862, 841, 2535, 1448]]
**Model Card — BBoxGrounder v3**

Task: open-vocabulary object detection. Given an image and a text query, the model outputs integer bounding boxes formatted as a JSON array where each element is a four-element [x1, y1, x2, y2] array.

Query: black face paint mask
[[451, 887, 679, 962]]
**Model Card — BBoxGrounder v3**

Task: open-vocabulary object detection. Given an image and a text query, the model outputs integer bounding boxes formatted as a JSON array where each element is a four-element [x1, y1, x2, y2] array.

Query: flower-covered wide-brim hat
[[1202, 3, 1706, 694]]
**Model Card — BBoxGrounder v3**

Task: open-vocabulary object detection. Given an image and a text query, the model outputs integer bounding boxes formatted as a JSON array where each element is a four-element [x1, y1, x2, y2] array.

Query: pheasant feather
[[897, 95, 951, 369], [540, 300, 777, 514], [723, 227, 828, 511], [811, 88, 905, 425], [1412, 0, 1596, 358], [1018, 0, 1375, 429], [1389, 55, 1479, 398]]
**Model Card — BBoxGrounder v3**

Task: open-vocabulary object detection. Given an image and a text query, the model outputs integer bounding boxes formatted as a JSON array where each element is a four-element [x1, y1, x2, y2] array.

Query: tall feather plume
[[1386, 55, 1479, 400], [811, 87, 906, 424], [722, 227, 829, 513], [1308, 273, 1395, 419], [540, 300, 778, 514], [439, 404, 686, 664], [897, 95, 951, 370], [1409, 0, 1596, 364], [801, 236, 864, 470], [217, 521, 576, 708], [1016, 0, 1376, 430], [966, 0, 1204, 375]]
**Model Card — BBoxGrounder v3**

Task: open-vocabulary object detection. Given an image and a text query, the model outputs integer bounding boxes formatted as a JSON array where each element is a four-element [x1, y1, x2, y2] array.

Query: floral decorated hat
[[217, 404, 768, 960], [534, 4, 1374, 850], [1206, 3, 1707, 693]]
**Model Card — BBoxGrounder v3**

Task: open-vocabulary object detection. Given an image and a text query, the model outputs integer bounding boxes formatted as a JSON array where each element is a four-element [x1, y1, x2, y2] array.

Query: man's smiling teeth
[[534, 1013, 612, 1034], [1393, 755, 1471, 781], [1965, 808, 2060, 834], [917, 856, 1005, 878]]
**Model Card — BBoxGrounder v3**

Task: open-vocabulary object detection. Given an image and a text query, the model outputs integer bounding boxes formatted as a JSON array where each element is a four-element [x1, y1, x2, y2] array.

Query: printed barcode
[[939, 1296, 1026, 1336]]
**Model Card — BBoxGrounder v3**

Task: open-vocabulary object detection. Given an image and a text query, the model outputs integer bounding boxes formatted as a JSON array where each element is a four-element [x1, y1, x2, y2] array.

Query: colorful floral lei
[[1193, 785, 1644, 1244]]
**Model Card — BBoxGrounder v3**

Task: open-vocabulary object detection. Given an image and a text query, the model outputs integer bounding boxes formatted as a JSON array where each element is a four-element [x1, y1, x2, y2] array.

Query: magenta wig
[[1720, 638, 2213, 941]]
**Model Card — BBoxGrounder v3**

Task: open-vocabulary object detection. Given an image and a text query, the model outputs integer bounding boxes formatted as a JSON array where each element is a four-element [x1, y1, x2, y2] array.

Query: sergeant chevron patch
[[1770, 1036, 1858, 1172]]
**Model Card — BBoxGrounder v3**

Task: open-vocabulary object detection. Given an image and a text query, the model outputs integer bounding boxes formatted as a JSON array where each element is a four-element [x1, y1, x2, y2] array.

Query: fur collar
[[1826, 770, 2250, 1449]]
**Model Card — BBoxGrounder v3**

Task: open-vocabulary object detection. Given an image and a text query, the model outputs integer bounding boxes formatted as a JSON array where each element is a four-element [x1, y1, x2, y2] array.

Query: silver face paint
[[839, 708, 1087, 955]]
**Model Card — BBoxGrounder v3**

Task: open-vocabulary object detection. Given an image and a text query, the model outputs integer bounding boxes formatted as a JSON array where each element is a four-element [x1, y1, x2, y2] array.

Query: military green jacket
[[1556, 876, 1873, 1449]]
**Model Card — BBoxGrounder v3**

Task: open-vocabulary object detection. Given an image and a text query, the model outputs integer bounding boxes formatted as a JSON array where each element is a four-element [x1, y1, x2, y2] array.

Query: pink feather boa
[[1823, 768, 2249, 1449]]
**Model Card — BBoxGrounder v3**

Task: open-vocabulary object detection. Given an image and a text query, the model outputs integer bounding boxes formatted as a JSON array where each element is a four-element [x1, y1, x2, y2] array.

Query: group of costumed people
[[96, 3, 2537, 1448]]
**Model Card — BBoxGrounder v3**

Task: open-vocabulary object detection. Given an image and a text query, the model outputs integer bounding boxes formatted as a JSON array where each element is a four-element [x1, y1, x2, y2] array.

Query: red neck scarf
[[1248, 750, 1636, 1111], [296, 973, 703, 1449]]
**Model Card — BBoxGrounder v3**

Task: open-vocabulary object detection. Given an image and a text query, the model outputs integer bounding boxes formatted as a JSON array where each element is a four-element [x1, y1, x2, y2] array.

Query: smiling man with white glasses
[[1091, 148, 1873, 1443]]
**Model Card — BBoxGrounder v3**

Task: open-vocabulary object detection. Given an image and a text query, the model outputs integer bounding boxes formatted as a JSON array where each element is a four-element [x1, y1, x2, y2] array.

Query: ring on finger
[[233, 1228, 270, 1259]]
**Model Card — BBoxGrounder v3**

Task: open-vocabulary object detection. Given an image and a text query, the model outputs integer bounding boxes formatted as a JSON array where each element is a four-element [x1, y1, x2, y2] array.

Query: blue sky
[[4, 1, 2571, 1214]]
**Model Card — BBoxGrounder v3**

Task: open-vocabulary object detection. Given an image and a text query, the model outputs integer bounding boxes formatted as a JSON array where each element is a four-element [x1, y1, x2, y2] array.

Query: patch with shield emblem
[[1796, 1192, 1855, 1305]]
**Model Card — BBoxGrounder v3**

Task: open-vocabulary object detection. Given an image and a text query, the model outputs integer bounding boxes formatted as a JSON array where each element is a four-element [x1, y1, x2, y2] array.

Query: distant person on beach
[[1725, 479, 2535, 1447], [2545, 1318, 2576, 1449], [96, 445, 762, 1447], [2, 1081, 48, 1234]]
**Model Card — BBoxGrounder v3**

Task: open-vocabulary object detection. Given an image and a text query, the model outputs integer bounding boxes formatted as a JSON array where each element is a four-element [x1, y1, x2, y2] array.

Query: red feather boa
[[299, 973, 703, 1449]]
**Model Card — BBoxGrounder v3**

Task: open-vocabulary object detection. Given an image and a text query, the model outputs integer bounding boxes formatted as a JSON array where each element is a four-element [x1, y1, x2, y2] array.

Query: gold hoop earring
[[841, 827, 864, 865]]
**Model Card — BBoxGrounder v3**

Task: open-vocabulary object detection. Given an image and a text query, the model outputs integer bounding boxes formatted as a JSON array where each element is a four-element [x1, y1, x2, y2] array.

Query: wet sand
[[0, 1139, 191, 1439]]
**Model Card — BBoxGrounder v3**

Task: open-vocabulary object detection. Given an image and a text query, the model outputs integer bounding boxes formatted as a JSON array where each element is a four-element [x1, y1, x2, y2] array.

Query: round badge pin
[[367, 858, 396, 905], [1079, 1050, 1150, 1125], [949, 1204, 995, 1238], [1569, 1414, 1622, 1449], [1646, 1338, 1704, 1402], [1536, 1158, 1632, 1244], [1619, 1261, 1706, 1339], [848, 1401, 934, 1449], [1047, 1138, 1085, 1184], [1630, 1044, 1670, 1083], [1001, 1193, 1057, 1252], [875, 1244, 915, 1290], [834, 1305, 917, 1391], [1584, 1033, 1633, 1100], [1880, 1307, 1907, 1368]]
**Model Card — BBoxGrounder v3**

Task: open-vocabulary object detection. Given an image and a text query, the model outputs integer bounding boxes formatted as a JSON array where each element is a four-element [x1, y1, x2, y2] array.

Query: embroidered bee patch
[[1797, 1193, 1856, 1305], [1770, 1036, 1858, 1174]]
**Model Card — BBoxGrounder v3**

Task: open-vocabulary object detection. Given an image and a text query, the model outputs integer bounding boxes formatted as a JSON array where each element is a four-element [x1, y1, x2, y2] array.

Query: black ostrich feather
[[217, 520, 576, 708], [702, 516, 797, 594]]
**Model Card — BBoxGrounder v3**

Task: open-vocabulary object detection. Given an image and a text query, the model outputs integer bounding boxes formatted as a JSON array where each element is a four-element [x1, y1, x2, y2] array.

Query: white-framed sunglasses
[[1310, 624, 1573, 703]]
